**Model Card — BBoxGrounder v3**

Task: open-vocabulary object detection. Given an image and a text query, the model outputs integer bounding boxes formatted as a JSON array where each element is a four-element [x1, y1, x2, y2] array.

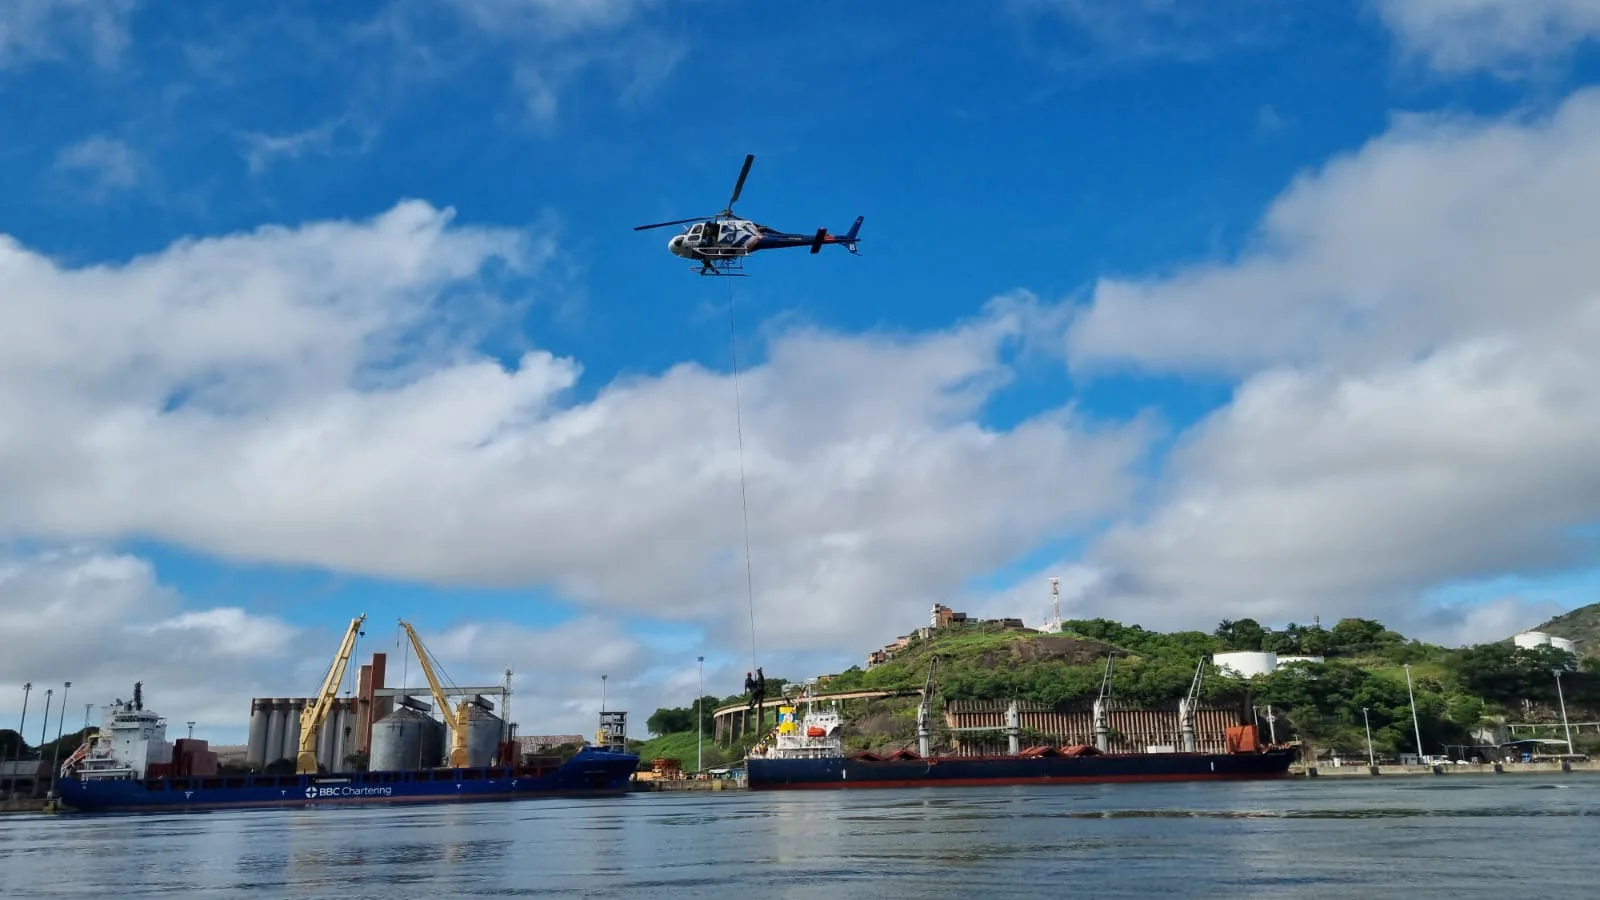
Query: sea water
[[1, 777, 1595, 898]]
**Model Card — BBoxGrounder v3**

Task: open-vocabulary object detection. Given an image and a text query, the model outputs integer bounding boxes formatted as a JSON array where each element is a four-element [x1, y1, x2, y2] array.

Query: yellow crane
[[297, 613, 366, 775], [398, 619, 476, 768]]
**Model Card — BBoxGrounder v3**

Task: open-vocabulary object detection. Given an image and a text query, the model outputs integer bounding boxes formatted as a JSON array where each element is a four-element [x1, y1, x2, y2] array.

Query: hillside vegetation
[[642, 608, 1600, 764], [1531, 606, 1600, 656]]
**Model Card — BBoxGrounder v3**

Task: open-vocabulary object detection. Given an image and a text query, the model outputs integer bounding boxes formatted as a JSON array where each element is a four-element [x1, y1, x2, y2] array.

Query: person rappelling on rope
[[744, 668, 767, 733]]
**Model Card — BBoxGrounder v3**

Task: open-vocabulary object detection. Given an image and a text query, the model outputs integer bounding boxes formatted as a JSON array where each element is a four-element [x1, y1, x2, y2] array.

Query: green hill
[[642, 613, 1600, 763], [1529, 602, 1600, 656]]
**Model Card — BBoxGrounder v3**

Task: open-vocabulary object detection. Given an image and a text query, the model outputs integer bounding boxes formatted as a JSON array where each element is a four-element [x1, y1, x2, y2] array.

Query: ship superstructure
[[61, 683, 172, 783]]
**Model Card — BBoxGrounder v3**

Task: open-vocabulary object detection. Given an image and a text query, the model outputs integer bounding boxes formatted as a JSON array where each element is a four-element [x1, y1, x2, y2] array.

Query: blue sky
[[5, 0, 1600, 741]]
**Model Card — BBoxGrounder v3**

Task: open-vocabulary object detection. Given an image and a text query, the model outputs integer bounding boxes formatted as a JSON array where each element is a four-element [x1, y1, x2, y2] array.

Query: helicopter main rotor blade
[[633, 216, 712, 231], [725, 154, 754, 212]]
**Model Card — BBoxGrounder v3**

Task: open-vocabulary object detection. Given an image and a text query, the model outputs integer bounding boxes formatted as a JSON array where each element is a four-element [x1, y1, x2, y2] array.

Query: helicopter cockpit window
[[687, 223, 704, 242]]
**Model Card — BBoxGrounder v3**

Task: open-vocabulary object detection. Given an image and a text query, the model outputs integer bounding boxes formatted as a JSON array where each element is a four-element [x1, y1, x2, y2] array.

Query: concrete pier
[[630, 777, 746, 792], [1294, 760, 1600, 778]]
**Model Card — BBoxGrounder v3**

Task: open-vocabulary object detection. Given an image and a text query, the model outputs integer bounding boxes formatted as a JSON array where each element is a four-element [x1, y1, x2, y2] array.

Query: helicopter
[[633, 154, 863, 276]]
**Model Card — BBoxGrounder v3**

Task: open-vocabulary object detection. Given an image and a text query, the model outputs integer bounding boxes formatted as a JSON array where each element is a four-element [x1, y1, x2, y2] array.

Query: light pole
[[187, 722, 196, 740], [1403, 664, 1425, 762], [36, 688, 52, 799], [696, 656, 705, 774], [1362, 707, 1375, 768], [601, 675, 607, 714], [49, 682, 70, 799], [7, 683, 30, 798], [1554, 669, 1574, 756]]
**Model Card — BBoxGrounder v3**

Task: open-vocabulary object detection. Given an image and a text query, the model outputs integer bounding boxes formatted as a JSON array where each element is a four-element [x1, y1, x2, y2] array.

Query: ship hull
[[58, 748, 639, 813], [746, 748, 1297, 790]]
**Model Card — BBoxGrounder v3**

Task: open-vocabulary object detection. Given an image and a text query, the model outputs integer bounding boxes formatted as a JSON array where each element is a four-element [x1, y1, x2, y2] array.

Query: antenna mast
[[1049, 577, 1061, 633]]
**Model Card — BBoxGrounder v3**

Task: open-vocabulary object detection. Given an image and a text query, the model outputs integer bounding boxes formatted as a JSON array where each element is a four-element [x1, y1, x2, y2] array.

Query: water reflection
[[1, 780, 1596, 897]]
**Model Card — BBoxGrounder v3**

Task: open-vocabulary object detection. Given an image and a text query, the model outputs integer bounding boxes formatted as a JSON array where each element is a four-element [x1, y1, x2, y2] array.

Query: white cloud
[[0, 547, 678, 742], [239, 118, 375, 175], [1009, 0, 1291, 66], [0, 0, 134, 70], [1374, 0, 1600, 75], [52, 135, 141, 197], [0, 201, 1148, 671], [424, 0, 688, 127], [1055, 88, 1600, 642], [0, 547, 303, 742], [1068, 89, 1600, 376], [442, 0, 662, 38]]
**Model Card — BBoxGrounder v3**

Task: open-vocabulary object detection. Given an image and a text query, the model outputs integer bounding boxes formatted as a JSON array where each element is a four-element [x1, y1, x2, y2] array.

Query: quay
[[1294, 760, 1600, 778], [630, 776, 747, 792], [0, 798, 51, 814]]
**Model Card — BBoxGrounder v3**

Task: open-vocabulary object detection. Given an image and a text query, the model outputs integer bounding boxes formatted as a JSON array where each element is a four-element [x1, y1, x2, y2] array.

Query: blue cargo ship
[[56, 692, 639, 813]]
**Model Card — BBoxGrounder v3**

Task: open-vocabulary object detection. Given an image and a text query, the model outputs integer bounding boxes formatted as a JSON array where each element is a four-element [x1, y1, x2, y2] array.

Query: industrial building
[[246, 647, 514, 773]]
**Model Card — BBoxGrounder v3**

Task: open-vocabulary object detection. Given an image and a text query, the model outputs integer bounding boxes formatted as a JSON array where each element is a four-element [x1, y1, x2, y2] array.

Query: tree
[[647, 707, 694, 736], [1215, 618, 1267, 652]]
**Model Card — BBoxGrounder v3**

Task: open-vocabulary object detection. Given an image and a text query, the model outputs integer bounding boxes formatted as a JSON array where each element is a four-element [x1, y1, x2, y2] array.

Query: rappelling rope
[[726, 274, 760, 673]]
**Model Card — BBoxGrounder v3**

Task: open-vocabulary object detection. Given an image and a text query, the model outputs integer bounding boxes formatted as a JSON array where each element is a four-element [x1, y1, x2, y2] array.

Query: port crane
[[915, 657, 939, 757], [398, 619, 497, 768], [297, 614, 366, 774]]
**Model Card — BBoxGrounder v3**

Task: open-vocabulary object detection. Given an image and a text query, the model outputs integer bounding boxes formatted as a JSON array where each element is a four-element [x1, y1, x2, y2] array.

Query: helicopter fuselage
[[667, 216, 862, 262]]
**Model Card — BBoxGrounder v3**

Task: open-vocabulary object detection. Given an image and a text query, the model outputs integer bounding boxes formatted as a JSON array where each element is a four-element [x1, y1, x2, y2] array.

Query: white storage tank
[[369, 707, 446, 772], [1514, 631, 1551, 650], [1212, 651, 1278, 678], [1278, 655, 1326, 666]]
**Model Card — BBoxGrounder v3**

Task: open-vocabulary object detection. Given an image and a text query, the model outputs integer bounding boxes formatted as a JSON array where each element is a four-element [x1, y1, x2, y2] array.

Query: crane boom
[[296, 613, 366, 775], [398, 619, 472, 767]]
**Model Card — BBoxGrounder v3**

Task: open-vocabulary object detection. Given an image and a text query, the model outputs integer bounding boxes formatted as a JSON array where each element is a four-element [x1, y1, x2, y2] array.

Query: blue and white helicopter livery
[[634, 154, 863, 276]]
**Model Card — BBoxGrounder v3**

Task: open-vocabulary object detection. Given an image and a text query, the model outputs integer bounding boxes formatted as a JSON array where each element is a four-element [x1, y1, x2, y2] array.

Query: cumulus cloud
[[1054, 87, 1600, 643], [0, 548, 677, 741], [1374, 0, 1600, 75], [0, 201, 1147, 675], [0, 548, 303, 741], [1068, 89, 1600, 376], [0, 0, 134, 70]]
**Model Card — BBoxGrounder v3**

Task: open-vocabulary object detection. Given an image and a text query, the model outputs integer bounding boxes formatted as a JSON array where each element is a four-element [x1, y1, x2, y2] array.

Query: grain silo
[[369, 707, 446, 772], [453, 704, 506, 768]]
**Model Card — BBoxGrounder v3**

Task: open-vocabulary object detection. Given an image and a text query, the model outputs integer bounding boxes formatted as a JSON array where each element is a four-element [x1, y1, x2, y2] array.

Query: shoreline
[[1, 798, 53, 815], [1295, 760, 1600, 778]]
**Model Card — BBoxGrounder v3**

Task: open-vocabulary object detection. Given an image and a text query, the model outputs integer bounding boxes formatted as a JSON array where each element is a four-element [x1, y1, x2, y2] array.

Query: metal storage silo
[[369, 707, 446, 772], [450, 705, 505, 768], [246, 699, 271, 768]]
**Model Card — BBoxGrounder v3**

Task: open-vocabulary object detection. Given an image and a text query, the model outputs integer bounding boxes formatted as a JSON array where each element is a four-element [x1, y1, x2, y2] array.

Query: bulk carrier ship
[[744, 664, 1296, 790], [55, 616, 639, 813]]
